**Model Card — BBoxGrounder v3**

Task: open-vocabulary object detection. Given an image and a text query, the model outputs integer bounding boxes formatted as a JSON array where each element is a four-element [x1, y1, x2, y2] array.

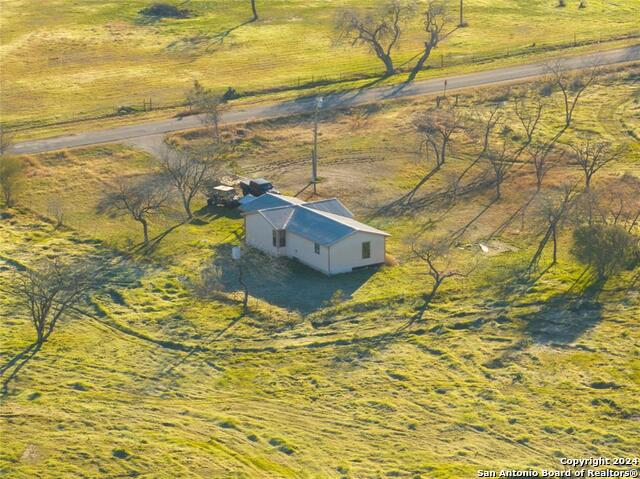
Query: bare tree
[[412, 244, 464, 302], [408, 1, 455, 81], [1, 258, 103, 391], [599, 174, 640, 232], [485, 132, 515, 200], [570, 136, 621, 190], [527, 141, 563, 192], [250, 0, 258, 21], [406, 106, 465, 203], [187, 81, 226, 142], [578, 174, 640, 232], [416, 107, 465, 169], [545, 60, 599, 128], [0, 125, 14, 155], [513, 94, 544, 145], [0, 155, 23, 208], [529, 183, 577, 270], [98, 174, 171, 245], [47, 197, 66, 229], [0, 126, 24, 207], [198, 245, 288, 314], [455, 104, 504, 185], [336, 1, 407, 77], [407, 239, 472, 325], [186, 80, 207, 111], [158, 144, 227, 219]]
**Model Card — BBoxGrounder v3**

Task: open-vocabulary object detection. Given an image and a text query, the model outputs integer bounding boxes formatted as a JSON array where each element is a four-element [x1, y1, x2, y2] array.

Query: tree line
[[406, 62, 639, 308]]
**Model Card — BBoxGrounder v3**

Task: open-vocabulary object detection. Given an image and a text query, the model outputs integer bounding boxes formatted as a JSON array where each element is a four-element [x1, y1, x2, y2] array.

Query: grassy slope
[[1, 0, 640, 130], [1, 73, 639, 477]]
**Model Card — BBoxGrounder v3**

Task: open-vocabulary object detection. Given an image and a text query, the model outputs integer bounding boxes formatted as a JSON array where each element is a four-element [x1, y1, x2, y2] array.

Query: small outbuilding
[[240, 193, 389, 275]]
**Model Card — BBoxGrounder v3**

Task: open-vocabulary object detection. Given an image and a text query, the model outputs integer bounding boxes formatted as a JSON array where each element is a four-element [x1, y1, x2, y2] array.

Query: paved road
[[11, 45, 640, 155]]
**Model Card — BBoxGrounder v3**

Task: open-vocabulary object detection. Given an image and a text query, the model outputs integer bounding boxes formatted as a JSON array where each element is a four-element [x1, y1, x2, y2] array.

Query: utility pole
[[311, 96, 323, 194], [459, 0, 465, 27]]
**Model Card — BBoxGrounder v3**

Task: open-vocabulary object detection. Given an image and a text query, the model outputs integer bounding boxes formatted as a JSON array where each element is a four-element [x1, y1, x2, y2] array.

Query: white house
[[240, 193, 389, 275]]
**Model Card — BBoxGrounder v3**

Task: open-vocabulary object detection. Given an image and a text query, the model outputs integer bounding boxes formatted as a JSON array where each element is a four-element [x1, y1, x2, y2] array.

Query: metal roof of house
[[246, 195, 389, 246], [304, 198, 354, 218], [259, 205, 296, 229], [238, 193, 304, 214]]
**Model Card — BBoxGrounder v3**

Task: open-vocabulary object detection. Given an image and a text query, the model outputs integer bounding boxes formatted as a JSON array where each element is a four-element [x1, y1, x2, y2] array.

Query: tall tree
[[406, 106, 465, 203], [529, 183, 577, 270], [1, 258, 103, 391], [250, 0, 258, 21], [158, 145, 227, 219], [570, 135, 621, 190], [0, 126, 23, 208], [336, 1, 407, 77], [513, 94, 544, 146], [545, 60, 599, 128], [198, 245, 288, 314], [589, 174, 640, 232], [186, 81, 226, 142], [485, 132, 515, 200], [0, 156, 23, 208], [412, 243, 464, 303], [98, 174, 171, 245], [407, 238, 473, 326], [527, 141, 562, 192], [408, 1, 455, 81]]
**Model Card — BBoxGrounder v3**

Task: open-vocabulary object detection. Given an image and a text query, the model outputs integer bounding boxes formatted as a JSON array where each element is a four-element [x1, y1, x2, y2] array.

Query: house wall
[[244, 213, 279, 256], [245, 213, 386, 275], [286, 231, 330, 274], [329, 232, 386, 274]]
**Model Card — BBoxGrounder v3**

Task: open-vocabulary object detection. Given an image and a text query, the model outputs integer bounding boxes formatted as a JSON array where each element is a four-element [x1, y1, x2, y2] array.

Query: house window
[[314, 243, 320, 254], [279, 230, 286, 247], [362, 241, 371, 259], [272, 230, 277, 247]]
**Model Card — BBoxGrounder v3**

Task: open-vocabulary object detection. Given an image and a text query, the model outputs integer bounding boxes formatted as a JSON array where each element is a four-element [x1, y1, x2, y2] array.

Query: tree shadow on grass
[[165, 20, 254, 54], [522, 275, 605, 345], [209, 244, 378, 314], [0, 255, 140, 395], [194, 204, 242, 221]]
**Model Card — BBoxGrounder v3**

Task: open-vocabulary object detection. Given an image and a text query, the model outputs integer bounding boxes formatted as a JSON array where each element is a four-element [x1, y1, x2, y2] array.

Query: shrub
[[572, 224, 639, 279], [222, 87, 240, 101], [112, 449, 130, 459], [539, 83, 554, 97], [139, 3, 191, 19]]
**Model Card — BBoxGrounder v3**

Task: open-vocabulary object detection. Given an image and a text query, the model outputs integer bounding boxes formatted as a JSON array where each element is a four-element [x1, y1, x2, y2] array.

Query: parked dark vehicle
[[239, 178, 279, 197]]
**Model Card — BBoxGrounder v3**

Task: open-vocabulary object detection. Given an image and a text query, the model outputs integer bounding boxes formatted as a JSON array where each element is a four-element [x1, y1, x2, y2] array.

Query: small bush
[[222, 87, 240, 101], [539, 83, 554, 97], [139, 3, 191, 19], [572, 224, 639, 279], [268, 437, 295, 455], [69, 381, 90, 391], [557, 0, 566, 7], [112, 449, 130, 459]]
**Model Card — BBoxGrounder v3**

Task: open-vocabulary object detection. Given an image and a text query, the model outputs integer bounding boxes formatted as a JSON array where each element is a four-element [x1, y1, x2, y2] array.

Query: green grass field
[[1, 0, 639, 132], [1, 68, 639, 477]]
